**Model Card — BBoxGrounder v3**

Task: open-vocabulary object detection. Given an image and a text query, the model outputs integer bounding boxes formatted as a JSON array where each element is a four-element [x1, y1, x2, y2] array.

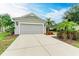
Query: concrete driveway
[[1, 34, 79, 56]]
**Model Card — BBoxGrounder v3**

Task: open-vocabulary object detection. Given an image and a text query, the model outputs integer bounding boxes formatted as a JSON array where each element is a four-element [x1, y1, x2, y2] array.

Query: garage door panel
[[20, 24, 43, 34]]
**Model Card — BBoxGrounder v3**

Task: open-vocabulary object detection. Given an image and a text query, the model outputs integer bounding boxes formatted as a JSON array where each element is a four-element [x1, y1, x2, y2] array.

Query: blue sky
[[0, 3, 75, 23], [28, 3, 73, 11], [27, 3, 74, 23], [27, 3, 73, 15]]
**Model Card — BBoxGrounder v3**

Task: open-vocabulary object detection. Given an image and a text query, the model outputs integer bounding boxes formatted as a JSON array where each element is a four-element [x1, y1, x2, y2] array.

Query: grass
[[73, 41, 79, 48], [0, 32, 11, 41], [0, 32, 17, 55]]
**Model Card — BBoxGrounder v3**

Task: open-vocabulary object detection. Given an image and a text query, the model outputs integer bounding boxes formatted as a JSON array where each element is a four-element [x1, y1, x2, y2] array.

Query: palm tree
[[56, 20, 78, 40], [45, 18, 55, 34]]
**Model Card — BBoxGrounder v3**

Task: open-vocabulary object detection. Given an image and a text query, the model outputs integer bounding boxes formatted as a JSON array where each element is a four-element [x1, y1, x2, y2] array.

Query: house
[[13, 13, 46, 34]]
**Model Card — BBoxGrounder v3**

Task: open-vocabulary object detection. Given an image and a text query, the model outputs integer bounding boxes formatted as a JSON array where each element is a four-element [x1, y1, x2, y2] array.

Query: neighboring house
[[13, 13, 46, 34]]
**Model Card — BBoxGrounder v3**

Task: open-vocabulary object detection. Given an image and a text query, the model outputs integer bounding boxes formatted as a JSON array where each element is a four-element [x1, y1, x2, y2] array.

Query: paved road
[[1, 34, 79, 56]]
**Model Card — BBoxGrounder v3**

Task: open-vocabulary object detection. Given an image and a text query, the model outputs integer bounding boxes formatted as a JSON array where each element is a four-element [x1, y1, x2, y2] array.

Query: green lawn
[[73, 41, 79, 48], [0, 32, 17, 55], [0, 32, 11, 41], [0, 35, 17, 55]]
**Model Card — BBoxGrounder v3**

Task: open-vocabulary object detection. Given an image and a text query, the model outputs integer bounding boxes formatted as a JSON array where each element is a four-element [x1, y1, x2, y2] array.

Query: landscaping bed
[[0, 33, 18, 55], [59, 38, 79, 48], [53, 32, 79, 48]]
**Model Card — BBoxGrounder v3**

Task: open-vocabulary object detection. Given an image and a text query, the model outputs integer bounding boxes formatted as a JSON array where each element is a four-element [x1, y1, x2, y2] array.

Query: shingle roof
[[13, 13, 45, 23]]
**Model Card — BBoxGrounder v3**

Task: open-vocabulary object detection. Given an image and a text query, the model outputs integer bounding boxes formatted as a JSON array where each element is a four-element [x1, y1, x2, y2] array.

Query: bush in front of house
[[0, 14, 15, 35]]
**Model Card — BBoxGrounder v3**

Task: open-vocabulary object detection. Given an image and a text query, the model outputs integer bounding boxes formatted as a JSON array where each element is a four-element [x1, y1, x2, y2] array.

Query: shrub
[[0, 14, 15, 34], [56, 20, 78, 40]]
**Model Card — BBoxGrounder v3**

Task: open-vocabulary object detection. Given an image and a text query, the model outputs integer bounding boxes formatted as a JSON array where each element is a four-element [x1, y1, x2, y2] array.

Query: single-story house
[[13, 13, 46, 34]]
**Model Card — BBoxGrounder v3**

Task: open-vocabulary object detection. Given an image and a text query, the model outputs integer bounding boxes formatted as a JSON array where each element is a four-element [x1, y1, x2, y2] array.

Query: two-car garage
[[19, 23, 44, 34]]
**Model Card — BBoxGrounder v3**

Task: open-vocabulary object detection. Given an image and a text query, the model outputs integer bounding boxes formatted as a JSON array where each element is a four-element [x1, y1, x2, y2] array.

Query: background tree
[[0, 16, 2, 31], [45, 18, 55, 34], [64, 4, 79, 24], [0, 14, 15, 34]]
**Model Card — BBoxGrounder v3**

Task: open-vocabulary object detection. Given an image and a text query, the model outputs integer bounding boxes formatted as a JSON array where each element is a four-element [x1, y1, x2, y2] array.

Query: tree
[[45, 18, 55, 34], [56, 20, 78, 40], [0, 14, 15, 34], [0, 17, 2, 31], [64, 4, 79, 24], [57, 20, 77, 32], [0, 17, 2, 27]]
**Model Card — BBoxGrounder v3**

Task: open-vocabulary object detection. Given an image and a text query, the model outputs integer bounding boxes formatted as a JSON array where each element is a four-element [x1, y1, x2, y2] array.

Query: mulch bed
[[59, 39, 77, 45], [52, 36, 79, 48], [5, 35, 18, 40]]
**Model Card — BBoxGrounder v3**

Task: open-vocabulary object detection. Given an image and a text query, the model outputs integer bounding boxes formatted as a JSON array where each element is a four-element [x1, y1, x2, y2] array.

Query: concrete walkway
[[1, 34, 79, 56]]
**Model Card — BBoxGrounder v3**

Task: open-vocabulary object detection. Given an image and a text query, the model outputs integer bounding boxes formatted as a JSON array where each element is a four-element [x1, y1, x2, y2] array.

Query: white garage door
[[20, 23, 44, 34]]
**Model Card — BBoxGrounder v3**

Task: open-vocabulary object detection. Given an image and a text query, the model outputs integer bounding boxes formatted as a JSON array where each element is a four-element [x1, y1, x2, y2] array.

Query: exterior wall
[[14, 22, 19, 34], [44, 25, 46, 34]]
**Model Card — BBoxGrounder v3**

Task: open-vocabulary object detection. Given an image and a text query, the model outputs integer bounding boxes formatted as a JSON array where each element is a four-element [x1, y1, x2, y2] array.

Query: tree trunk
[[57, 32, 63, 39], [62, 32, 68, 41], [46, 27, 49, 35]]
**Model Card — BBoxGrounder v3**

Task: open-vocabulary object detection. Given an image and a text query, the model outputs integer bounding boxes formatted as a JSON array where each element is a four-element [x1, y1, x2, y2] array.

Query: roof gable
[[13, 13, 45, 23]]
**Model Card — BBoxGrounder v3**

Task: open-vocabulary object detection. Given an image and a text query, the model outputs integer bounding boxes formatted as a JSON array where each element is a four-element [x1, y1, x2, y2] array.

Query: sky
[[0, 3, 75, 23]]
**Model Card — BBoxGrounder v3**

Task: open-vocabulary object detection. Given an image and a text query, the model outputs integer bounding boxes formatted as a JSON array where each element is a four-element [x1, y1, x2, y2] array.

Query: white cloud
[[0, 3, 30, 17], [46, 8, 69, 23], [28, 7, 46, 19]]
